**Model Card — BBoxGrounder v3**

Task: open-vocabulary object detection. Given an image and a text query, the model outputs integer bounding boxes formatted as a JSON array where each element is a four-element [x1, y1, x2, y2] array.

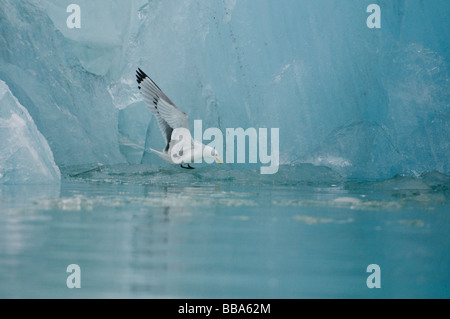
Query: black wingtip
[[136, 68, 148, 85]]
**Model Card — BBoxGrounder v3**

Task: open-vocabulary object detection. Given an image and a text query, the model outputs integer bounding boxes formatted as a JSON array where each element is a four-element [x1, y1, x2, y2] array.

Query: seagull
[[136, 68, 223, 169]]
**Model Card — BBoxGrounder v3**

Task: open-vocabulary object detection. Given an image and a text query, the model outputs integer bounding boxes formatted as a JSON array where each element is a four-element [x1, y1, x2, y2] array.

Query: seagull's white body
[[136, 68, 222, 168], [148, 129, 207, 164]]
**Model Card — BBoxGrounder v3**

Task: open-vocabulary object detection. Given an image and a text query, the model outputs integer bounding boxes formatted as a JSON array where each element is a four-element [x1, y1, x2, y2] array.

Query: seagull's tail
[[149, 148, 174, 164]]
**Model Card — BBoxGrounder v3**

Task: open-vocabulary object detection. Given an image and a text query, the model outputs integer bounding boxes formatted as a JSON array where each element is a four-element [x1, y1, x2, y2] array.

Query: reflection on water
[[0, 164, 449, 298]]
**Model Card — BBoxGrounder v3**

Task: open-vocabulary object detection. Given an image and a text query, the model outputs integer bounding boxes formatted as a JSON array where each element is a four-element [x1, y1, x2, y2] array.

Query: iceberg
[[0, 0, 448, 180], [112, 0, 450, 178], [0, 80, 60, 184], [0, 0, 125, 167]]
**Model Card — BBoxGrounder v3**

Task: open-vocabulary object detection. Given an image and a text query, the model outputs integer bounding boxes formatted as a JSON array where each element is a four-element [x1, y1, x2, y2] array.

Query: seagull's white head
[[205, 146, 223, 164]]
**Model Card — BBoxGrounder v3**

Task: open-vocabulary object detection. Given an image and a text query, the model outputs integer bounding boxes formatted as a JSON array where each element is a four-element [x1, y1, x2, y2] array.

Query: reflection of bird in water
[[136, 68, 223, 169], [163, 207, 170, 223]]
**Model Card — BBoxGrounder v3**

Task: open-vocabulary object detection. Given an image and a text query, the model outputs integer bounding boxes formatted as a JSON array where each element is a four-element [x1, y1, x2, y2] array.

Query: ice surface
[[112, 0, 450, 178], [0, 0, 449, 180], [35, 0, 147, 77], [0, 80, 60, 184], [0, 0, 125, 166]]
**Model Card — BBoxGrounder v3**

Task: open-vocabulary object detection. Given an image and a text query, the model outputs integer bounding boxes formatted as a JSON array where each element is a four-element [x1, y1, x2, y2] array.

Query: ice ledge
[[0, 80, 61, 184]]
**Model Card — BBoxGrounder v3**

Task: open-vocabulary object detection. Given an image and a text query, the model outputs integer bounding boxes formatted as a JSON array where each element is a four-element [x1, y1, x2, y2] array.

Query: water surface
[[0, 164, 449, 298]]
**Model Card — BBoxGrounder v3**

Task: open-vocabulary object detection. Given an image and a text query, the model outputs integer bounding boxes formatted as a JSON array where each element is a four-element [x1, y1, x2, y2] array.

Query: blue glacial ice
[[0, 0, 125, 168], [0, 80, 60, 184], [0, 0, 449, 182]]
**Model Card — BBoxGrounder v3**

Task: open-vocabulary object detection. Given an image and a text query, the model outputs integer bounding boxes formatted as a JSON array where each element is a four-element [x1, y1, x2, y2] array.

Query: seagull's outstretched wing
[[136, 68, 189, 133]]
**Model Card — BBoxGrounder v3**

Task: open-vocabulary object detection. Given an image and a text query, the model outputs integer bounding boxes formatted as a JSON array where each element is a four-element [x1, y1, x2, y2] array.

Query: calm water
[[0, 164, 449, 298]]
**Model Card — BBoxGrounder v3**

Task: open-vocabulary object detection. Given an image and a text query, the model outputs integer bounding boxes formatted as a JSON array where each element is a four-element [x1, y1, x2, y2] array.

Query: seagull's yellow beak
[[216, 157, 223, 164]]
